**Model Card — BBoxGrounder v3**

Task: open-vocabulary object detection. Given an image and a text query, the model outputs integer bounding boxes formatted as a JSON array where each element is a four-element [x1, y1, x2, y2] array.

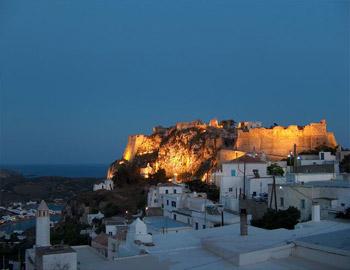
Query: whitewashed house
[[269, 179, 350, 221], [104, 216, 127, 237], [162, 192, 240, 230], [87, 211, 104, 225], [286, 151, 339, 183], [147, 183, 184, 208], [93, 179, 114, 191], [212, 155, 283, 212]]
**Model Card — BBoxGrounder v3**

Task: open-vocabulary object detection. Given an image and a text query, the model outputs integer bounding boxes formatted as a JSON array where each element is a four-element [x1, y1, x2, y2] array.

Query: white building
[[127, 218, 153, 244], [25, 200, 77, 270], [104, 216, 127, 236], [93, 179, 114, 191], [147, 183, 184, 208], [212, 155, 283, 212], [162, 192, 240, 230], [286, 151, 339, 183], [87, 211, 104, 225], [70, 218, 350, 269], [35, 200, 50, 247], [268, 179, 350, 221]]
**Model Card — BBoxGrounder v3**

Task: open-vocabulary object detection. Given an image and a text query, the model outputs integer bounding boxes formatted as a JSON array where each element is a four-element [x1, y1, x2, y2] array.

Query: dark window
[[171, 201, 176, 207], [202, 225, 206, 229], [173, 214, 177, 220], [174, 189, 177, 194], [320, 152, 325, 160], [161, 204, 164, 208], [252, 191, 257, 197], [301, 199, 305, 209], [167, 200, 169, 205], [165, 189, 169, 194], [253, 169, 260, 178], [229, 188, 233, 192], [195, 222, 199, 230], [280, 197, 284, 207]]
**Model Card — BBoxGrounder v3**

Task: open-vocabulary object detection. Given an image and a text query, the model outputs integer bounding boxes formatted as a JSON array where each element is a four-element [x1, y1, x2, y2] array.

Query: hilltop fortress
[[108, 119, 337, 180]]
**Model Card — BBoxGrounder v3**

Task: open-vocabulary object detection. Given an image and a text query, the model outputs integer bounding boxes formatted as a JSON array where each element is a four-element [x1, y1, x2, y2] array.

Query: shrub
[[251, 207, 300, 230]]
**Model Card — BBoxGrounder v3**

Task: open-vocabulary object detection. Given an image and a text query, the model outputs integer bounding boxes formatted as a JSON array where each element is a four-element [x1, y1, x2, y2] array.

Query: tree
[[251, 207, 300, 230], [340, 154, 350, 173], [187, 180, 220, 202], [267, 163, 284, 176]]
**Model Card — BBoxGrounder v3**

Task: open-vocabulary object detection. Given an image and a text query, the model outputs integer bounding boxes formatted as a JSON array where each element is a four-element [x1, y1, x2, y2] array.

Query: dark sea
[[0, 164, 109, 178]]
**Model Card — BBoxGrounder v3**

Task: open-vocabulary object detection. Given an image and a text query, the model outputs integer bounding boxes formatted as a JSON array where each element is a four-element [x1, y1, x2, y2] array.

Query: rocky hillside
[[108, 119, 236, 182], [107, 119, 337, 182]]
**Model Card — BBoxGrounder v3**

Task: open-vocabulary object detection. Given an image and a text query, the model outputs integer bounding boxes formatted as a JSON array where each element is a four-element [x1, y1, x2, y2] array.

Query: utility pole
[[243, 161, 246, 199], [269, 175, 278, 211], [293, 144, 298, 173], [221, 209, 224, 226]]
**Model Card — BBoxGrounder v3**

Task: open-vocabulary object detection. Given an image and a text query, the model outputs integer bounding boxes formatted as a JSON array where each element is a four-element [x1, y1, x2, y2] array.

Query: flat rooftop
[[36, 245, 76, 256], [280, 180, 350, 188], [144, 216, 191, 230], [71, 220, 350, 270], [296, 228, 350, 251]]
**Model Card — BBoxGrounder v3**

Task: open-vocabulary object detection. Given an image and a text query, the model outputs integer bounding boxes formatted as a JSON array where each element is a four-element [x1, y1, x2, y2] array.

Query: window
[[231, 169, 236, 176], [109, 232, 113, 236], [301, 199, 305, 209], [174, 189, 177, 194], [195, 222, 199, 230], [165, 189, 169, 194], [171, 201, 177, 207], [252, 191, 257, 197], [280, 197, 284, 207], [154, 199, 157, 203], [202, 225, 206, 229], [320, 152, 325, 160], [229, 188, 233, 192], [161, 204, 164, 209], [173, 214, 177, 220], [166, 200, 169, 205]]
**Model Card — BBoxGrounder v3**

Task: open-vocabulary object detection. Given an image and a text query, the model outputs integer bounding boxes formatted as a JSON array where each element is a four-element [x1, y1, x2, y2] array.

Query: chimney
[[240, 208, 248, 236], [312, 204, 320, 222]]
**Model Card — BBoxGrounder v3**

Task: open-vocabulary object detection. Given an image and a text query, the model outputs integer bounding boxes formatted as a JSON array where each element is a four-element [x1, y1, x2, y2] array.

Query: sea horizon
[[0, 163, 109, 178]]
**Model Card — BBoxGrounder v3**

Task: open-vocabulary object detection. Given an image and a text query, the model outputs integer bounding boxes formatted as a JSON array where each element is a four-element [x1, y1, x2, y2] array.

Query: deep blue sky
[[0, 0, 349, 165]]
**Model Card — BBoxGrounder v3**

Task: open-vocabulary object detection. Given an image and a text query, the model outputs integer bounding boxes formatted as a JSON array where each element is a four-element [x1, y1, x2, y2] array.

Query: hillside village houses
[[269, 179, 350, 221], [93, 178, 114, 191], [211, 155, 286, 213], [26, 198, 350, 270], [146, 182, 242, 230], [286, 151, 339, 182], [147, 182, 185, 208], [23, 151, 350, 270]]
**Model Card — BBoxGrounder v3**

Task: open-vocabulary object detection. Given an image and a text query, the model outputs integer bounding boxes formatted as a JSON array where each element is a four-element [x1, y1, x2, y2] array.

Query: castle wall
[[235, 121, 337, 160]]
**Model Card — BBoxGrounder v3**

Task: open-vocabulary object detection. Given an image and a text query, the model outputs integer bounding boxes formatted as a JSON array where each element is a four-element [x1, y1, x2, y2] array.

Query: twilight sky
[[0, 0, 349, 165]]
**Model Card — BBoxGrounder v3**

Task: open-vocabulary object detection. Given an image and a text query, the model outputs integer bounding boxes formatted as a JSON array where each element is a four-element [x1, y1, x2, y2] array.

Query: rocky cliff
[[107, 119, 337, 181]]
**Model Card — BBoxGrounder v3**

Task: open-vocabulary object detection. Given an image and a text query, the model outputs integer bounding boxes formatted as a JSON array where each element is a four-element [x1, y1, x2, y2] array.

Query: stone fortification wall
[[235, 120, 337, 160]]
